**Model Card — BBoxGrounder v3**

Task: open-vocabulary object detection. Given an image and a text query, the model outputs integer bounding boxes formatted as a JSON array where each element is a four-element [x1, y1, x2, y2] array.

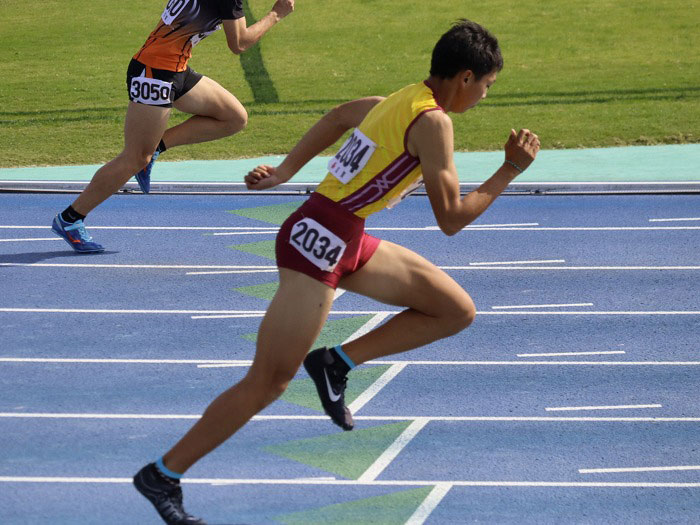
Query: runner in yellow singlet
[[133, 20, 540, 525], [51, 0, 295, 254]]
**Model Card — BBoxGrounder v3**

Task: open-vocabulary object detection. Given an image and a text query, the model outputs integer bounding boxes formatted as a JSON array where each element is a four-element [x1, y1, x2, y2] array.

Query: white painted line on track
[[3, 307, 700, 316], [358, 418, 429, 482], [545, 404, 662, 412], [191, 314, 264, 319], [517, 351, 626, 357], [3, 225, 700, 231], [197, 363, 252, 367], [190, 313, 264, 319], [348, 364, 407, 414], [463, 223, 540, 228], [0, 358, 251, 365], [0, 226, 279, 230], [649, 218, 700, 222], [492, 303, 593, 310], [2, 413, 699, 422], [470, 259, 564, 265], [441, 265, 700, 271], [342, 312, 391, 345], [210, 231, 277, 236], [0, 238, 61, 242], [0, 263, 277, 270], [0, 476, 698, 488], [3, 357, 700, 366], [580, 465, 700, 474], [406, 483, 453, 525], [186, 270, 277, 275], [333, 288, 346, 300], [3, 262, 700, 271]]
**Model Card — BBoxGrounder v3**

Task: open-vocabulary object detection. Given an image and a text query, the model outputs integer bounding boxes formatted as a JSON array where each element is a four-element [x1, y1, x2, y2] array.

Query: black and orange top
[[134, 0, 244, 72]]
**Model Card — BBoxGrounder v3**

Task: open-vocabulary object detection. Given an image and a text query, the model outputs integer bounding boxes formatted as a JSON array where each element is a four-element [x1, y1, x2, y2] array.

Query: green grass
[[1, 0, 698, 167]]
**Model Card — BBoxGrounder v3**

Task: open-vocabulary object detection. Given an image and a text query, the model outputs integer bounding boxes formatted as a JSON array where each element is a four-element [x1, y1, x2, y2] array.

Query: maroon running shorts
[[276, 192, 381, 289]]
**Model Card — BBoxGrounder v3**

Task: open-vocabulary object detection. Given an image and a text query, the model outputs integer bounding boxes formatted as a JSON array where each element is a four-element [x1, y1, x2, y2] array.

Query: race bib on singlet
[[328, 128, 377, 184], [130, 74, 173, 105], [290, 218, 347, 272], [161, 0, 194, 25]]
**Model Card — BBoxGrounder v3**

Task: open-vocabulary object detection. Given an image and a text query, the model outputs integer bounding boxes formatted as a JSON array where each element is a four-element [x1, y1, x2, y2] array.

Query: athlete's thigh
[[339, 240, 473, 316], [123, 101, 171, 155], [251, 268, 335, 375], [173, 75, 246, 120]]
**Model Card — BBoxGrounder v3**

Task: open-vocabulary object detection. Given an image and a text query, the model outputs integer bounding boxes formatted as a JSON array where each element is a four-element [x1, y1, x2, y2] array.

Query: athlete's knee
[[246, 365, 295, 405], [221, 104, 248, 135], [441, 292, 476, 336], [117, 148, 153, 173]]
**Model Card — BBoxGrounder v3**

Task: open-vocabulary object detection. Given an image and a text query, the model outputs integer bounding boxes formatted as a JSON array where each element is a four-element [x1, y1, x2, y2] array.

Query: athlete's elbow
[[437, 217, 463, 236], [229, 43, 246, 55]]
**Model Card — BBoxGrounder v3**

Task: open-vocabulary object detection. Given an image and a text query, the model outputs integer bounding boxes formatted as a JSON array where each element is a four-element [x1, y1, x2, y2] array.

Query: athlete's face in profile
[[454, 70, 498, 113]]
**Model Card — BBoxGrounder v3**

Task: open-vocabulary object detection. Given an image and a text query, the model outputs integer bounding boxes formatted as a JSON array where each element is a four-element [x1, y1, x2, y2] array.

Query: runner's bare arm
[[224, 0, 294, 54], [245, 97, 385, 190], [410, 110, 540, 235]]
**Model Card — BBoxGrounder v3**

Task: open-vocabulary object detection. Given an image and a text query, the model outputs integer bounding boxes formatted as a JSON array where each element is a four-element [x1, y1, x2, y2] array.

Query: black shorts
[[126, 58, 203, 108]]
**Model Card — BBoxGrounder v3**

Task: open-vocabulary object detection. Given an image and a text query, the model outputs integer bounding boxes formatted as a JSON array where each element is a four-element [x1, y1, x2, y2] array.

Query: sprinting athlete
[[133, 19, 540, 525], [51, 0, 294, 253]]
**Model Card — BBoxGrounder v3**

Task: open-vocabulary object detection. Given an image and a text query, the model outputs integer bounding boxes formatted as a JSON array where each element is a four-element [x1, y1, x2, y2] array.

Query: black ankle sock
[[157, 139, 167, 153], [328, 347, 351, 376], [60, 206, 85, 223]]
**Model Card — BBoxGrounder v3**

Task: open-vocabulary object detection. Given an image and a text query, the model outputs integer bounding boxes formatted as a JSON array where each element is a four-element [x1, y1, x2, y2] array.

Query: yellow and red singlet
[[316, 82, 444, 218]]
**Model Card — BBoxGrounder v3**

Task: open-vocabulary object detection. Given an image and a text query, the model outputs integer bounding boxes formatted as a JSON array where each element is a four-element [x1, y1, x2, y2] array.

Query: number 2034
[[290, 218, 346, 272]]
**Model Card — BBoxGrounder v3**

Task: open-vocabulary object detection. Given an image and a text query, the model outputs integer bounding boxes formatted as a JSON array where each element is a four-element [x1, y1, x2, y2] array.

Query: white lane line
[[545, 404, 662, 412], [3, 225, 700, 231], [358, 418, 429, 482], [470, 259, 564, 266], [342, 312, 391, 345], [406, 483, 453, 525], [0, 358, 251, 365], [348, 364, 407, 414], [0, 226, 280, 231], [3, 263, 700, 271], [191, 313, 264, 319], [649, 218, 700, 222], [0, 263, 278, 270], [197, 363, 251, 368], [442, 266, 700, 270], [211, 231, 277, 236], [186, 270, 278, 275], [333, 288, 346, 300], [2, 413, 699, 422], [0, 238, 61, 242], [517, 351, 626, 357], [492, 303, 593, 310], [3, 307, 700, 316], [464, 223, 539, 228], [3, 357, 700, 366], [0, 476, 697, 488], [580, 465, 700, 474]]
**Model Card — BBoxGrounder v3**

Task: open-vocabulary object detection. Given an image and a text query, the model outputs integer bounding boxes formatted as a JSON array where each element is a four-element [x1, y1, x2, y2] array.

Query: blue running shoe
[[135, 149, 160, 194], [51, 215, 104, 253]]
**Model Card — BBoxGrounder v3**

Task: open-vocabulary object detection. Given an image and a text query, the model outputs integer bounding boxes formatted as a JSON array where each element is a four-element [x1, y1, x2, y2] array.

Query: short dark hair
[[430, 19, 503, 79]]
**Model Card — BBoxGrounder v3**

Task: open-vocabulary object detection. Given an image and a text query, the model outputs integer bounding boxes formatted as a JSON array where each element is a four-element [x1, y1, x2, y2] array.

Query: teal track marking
[[2, 144, 699, 184]]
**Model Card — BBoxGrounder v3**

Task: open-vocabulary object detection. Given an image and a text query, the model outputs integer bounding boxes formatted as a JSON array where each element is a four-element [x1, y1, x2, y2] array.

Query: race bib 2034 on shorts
[[289, 218, 347, 272], [328, 128, 377, 185]]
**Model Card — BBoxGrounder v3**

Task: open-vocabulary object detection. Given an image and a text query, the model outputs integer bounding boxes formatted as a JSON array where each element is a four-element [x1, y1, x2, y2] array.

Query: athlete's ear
[[462, 70, 474, 84]]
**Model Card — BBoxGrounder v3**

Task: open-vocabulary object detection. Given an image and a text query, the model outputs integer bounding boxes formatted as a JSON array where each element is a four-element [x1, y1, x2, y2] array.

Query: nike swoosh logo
[[323, 368, 341, 402]]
